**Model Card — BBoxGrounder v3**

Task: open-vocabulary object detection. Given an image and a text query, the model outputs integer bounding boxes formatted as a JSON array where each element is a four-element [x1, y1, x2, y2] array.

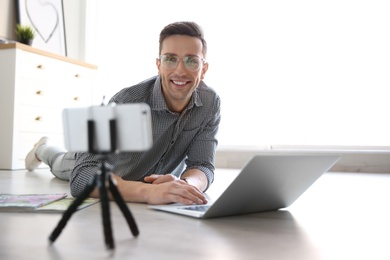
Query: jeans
[[36, 145, 75, 181]]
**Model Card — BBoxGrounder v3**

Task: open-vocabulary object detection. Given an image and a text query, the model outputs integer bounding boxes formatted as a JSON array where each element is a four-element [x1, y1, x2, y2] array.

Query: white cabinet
[[0, 43, 97, 170]]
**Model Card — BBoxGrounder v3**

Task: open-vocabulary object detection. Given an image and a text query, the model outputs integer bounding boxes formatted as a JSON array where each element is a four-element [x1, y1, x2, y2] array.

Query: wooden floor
[[0, 168, 389, 259], [288, 171, 390, 260]]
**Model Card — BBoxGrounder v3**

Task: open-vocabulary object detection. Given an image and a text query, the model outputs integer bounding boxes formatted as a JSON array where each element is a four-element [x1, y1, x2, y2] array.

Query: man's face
[[156, 35, 208, 113]]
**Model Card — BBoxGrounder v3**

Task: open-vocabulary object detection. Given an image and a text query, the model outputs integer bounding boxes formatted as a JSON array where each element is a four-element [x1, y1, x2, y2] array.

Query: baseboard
[[215, 146, 390, 173]]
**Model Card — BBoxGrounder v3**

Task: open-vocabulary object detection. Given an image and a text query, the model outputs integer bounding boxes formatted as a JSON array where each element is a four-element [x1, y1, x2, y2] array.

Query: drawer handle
[[35, 116, 42, 121], [37, 64, 44, 69], [75, 74, 81, 78], [36, 90, 43, 95], [73, 96, 79, 101]]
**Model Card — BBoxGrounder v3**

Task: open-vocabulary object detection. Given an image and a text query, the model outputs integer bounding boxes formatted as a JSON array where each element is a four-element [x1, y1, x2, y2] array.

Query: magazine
[[0, 193, 98, 213]]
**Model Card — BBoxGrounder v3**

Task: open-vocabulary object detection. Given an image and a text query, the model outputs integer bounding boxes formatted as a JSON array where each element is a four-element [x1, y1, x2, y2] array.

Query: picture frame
[[16, 0, 67, 56]]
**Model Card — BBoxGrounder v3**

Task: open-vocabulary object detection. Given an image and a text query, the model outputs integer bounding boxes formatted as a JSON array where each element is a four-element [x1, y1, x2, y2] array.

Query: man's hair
[[159, 21, 207, 57]]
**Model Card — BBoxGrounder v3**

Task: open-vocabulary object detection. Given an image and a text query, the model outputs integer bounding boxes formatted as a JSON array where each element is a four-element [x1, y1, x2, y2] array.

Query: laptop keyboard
[[183, 205, 210, 212]]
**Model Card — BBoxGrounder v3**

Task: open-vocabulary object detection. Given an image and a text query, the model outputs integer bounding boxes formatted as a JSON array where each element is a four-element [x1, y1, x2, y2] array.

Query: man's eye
[[186, 57, 199, 65], [165, 56, 178, 62]]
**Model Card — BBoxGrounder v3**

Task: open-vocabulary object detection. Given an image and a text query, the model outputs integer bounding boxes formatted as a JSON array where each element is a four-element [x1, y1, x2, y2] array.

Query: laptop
[[149, 153, 340, 218]]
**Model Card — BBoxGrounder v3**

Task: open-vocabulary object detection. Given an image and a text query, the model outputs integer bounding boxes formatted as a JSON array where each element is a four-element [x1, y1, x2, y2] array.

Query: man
[[25, 21, 221, 206]]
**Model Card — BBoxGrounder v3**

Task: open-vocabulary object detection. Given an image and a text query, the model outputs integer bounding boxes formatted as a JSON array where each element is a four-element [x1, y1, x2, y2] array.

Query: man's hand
[[143, 174, 207, 205], [144, 174, 179, 184]]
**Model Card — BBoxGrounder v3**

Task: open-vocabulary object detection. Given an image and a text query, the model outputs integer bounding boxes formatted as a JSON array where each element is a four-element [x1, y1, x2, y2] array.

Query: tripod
[[49, 119, 139, 250]]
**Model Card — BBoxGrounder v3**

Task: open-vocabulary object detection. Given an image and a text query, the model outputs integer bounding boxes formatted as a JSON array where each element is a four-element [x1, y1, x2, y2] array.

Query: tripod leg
[[98, 167, 115, 249], [49, 175, 98, 244], [108, 175, 139, 237]]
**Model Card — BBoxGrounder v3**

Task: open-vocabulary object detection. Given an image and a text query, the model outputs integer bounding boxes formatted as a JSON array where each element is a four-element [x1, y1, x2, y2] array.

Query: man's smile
[[171, 80, 190, 88]]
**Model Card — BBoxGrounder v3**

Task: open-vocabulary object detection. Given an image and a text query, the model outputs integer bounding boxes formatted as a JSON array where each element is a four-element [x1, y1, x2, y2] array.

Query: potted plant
[[15, 24, 35, 46]]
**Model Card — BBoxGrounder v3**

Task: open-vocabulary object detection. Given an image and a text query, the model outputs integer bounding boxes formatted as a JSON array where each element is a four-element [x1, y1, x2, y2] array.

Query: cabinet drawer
[[19, 78, 61, 107], [62, 63, 94, 83], [64, 91, 92, 107], [18, 51, 57, 80], [18, 51, 94, 83], [19, 78, 92, 108], [18, 105, 64, 134], [56, 81, 93, 107]]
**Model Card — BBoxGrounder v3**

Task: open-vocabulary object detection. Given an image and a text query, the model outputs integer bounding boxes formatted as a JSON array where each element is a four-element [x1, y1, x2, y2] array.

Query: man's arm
[[88, 173, 207, 205], [179, 168, 208, 191]]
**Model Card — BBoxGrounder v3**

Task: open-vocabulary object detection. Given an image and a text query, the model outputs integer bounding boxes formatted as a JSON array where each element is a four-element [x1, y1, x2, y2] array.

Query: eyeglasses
[[159, 54, 206, 71]]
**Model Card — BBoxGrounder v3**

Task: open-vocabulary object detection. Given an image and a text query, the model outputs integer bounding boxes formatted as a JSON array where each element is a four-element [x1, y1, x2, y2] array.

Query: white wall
[[0, 0, 16, 39], [5, 0, 387, 150], [87, 0, 390, 150]]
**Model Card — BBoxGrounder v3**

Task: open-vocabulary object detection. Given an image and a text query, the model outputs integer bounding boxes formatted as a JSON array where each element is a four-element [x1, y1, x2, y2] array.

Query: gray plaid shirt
[[70, 76, 221, 196]]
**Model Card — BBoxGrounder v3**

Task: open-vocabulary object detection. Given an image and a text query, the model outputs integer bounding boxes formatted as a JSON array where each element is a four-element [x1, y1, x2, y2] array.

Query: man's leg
[[25, 137, 74, 181], [54, 152, 77, 181]]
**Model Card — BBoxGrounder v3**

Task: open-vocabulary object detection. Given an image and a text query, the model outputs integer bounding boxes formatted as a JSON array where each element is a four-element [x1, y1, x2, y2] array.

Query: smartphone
[[62, 103, 153, 152]]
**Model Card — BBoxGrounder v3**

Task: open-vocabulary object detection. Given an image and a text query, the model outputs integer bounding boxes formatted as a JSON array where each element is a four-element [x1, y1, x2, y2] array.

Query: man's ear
[[156, 58, 161, 75], [201, 62, 209, 80]]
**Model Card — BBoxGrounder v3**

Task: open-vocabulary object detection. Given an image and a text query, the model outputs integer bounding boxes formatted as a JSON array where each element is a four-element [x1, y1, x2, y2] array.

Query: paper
[[37, 197, 99, 213]]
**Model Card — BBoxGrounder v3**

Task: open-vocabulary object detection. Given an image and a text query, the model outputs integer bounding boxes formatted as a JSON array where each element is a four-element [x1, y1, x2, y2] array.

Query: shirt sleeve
[[69, 152, 120, 197], [184, 94, 221, 191]]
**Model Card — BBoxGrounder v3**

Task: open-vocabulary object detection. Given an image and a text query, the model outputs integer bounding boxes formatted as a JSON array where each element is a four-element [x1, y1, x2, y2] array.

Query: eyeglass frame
[[158, 54, 207, 71]]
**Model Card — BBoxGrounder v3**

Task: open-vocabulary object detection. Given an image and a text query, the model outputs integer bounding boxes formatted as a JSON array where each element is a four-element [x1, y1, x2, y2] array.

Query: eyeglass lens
[[160, 55, 203, 71]]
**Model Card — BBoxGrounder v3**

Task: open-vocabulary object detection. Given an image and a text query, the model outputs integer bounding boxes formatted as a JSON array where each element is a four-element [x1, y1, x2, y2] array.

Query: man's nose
[[174, 58, 187, 74]]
